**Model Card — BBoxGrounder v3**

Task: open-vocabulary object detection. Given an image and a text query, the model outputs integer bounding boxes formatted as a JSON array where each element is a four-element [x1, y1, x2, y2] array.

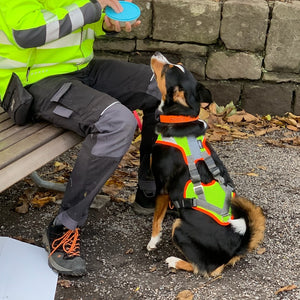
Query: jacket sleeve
[[0, 0, 102, 49]]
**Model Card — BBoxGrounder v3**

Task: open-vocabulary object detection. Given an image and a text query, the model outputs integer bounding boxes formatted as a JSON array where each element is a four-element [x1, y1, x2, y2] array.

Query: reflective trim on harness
[[156, 132, 234, 225]]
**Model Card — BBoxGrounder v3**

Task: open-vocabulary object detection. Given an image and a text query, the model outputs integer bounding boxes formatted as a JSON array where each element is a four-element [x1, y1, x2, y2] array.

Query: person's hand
[[98, 0, 123, 13], [100, 0, 141, 33]]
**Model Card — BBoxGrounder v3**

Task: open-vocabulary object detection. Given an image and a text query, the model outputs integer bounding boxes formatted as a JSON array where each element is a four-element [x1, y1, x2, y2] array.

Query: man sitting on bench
[[0, 0, 160, 276]]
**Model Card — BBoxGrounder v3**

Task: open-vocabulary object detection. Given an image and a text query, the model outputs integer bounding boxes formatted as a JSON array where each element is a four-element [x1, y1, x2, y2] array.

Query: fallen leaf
[[128, 194, 136, 204], [242, 112, 259, 122], [275, 284, 297, 295], [54, 175, 68, 183], [265, 139, 284, 148], [53, 161, 71, 172], [266, 126, 281, 133], [247, 172, 259, 177], [176, 290, 194, 300], [31, 196, 56, 208], [125, 248, 134, 254], [286, 118, 298, 127], [149, 266, 157, 272], [254, 129, 267, 136], [286, 125, 298, 131], [226, 114, 244, 123], [199, 108, 210, 121], [263, 114, 272, 121], [209, 102, 217, 115], [257, 166, 267, 171], [226, 110, 257, 123], [287, 112, 300, 121], [58, 279, 72, 288], [15, 199, 29, 214]]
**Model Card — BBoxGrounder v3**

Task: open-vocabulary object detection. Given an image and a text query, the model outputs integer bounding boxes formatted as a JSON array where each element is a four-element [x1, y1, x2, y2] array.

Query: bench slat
[[0, 122, 48, 150], [0, 119, 15, 133], [0, 131, 82, 193], [0, 123, 32, 142], [0, 125, 65, 169], [0, 113, 9, 123]]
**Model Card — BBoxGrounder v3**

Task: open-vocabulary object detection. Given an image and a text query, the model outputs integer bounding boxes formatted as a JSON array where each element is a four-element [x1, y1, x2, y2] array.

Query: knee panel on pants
[[91, 102, 137, 158]]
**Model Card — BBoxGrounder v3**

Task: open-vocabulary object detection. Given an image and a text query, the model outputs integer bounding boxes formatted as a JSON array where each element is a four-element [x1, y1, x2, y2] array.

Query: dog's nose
[[152, 52, 169, 64]]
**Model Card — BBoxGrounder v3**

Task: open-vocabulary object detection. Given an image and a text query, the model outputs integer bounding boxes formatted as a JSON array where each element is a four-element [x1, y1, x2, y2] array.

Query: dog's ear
[[196, 83, 212, 104]]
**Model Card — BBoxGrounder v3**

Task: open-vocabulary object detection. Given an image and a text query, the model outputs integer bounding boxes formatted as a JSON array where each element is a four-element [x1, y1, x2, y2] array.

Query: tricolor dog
[[147, 52, 265, 277]]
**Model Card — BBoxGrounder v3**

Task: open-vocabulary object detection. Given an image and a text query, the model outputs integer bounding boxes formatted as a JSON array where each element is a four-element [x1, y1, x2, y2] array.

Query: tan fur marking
[[171, 218, 182, 237], [175, 259, 195, 272], [151, 194, 169, 237], [150, 58, 167, 101], [210, 264, 225, 277], [173, 87, 188, 107], [227, 256, 241, 266], [232, 196, 266, 251]]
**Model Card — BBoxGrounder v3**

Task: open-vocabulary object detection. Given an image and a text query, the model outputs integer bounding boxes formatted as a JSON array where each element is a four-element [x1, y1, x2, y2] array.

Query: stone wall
[[94, 0, 300, 116]]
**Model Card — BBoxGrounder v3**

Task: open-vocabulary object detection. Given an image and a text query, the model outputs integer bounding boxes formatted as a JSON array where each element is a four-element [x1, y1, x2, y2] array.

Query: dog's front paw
[[165, 256, 181, 269], [147, 234, 161, 251]]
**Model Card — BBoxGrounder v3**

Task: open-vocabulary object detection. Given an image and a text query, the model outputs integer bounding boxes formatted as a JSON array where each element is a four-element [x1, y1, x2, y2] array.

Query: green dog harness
[[156, 131, 235, 225]]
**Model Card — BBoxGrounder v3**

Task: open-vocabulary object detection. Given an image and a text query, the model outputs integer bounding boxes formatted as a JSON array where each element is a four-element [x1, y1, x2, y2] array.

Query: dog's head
[[151, 52, 212, 118]]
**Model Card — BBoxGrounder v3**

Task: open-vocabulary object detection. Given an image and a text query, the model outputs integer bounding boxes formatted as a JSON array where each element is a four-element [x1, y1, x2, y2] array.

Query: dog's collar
[[159, 115, 199, 123]]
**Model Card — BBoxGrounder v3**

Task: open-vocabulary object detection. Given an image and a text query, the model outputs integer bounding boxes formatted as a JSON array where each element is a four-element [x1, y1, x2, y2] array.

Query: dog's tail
[[231, 196, 266, 251]]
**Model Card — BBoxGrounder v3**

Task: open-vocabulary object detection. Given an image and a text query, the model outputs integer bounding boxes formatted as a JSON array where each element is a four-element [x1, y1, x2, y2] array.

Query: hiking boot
[[43, 222, 86, 276], [132, 186, 156, 215], [132, 186, 177, 216]]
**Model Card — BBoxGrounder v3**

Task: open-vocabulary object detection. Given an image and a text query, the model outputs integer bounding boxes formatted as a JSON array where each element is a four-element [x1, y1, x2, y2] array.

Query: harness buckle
[[193, 182, 204, 196]]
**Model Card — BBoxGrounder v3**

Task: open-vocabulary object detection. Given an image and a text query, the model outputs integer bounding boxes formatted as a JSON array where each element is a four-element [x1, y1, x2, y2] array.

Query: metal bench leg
[[30, 171, 67, 192]]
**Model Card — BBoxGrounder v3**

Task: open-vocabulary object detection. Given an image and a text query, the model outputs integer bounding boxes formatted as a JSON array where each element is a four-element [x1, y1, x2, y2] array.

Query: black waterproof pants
[[27, 59, 160, 229]]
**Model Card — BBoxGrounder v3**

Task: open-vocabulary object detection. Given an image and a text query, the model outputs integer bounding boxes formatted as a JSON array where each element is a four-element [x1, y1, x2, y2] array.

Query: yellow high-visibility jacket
[[0, 0, 105, 100]]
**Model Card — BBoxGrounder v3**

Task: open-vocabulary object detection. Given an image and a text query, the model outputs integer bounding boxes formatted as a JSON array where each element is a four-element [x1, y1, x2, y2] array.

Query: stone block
[[94, 38, 135, 52], [116, 0, 152, 39], [201, 81, 242, 106], [183, 57, 206, 79], [94, 52, 129, 62], [206, 51, 262, 80], [263, 72, 300, 84], [152, 0, 221, 44], [221, 0, 269, 52], [137, 40, 208, 56], [242, 83, 293, 116], [265, 2, 300, 73]]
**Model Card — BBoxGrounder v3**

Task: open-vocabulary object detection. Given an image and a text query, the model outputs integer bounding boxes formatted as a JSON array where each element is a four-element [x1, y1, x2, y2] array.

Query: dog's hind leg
[[165, 219, 197, 273], [147, 194, 169, 251]]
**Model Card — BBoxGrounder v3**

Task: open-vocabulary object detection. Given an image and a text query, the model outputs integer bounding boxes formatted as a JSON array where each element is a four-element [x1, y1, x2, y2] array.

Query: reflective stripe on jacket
[[0, 0, 105, 100]]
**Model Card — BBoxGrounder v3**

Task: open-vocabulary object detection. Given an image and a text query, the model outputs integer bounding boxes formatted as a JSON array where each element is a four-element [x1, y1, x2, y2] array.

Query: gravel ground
[[0, 130, 299, 300]]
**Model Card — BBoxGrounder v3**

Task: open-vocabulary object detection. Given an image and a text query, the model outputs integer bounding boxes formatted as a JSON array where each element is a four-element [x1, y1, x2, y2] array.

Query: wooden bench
[[0, 107, 82, 193]]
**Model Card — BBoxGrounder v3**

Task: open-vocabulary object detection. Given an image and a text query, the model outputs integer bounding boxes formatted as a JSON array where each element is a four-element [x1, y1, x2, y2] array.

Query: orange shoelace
[[50, 228, 80, 258]]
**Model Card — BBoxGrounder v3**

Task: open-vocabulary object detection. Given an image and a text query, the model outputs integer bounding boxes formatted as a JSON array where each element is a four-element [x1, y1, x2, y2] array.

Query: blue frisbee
[[105, 1, 141, 25]]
